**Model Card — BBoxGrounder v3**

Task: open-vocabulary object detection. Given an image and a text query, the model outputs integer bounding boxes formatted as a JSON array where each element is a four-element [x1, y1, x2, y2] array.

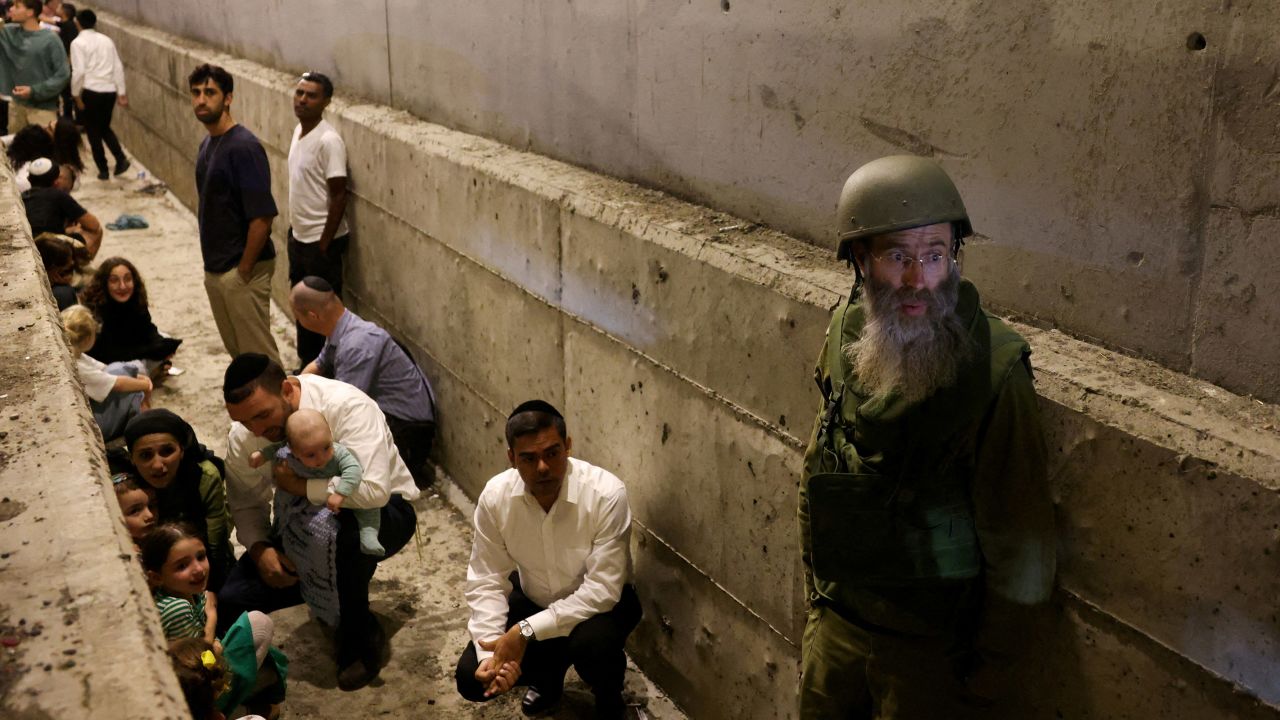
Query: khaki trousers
[[203, 259, 281, 366], [799, 603, 986, 720], [9, 103, 56, 132]]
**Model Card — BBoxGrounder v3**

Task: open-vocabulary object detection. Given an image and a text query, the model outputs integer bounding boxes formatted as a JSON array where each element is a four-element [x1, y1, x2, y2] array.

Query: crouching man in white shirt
[[455, 400, 640, 719], [218, 353, 420, 691]]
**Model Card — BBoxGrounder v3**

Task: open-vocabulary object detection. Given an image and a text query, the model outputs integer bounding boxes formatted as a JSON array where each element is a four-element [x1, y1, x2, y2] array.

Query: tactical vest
[[801, 281, 1030, 596]]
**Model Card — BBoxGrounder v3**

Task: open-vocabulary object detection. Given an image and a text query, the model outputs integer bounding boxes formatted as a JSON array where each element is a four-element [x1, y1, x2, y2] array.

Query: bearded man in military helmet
[[799, 155, 1056, 718]]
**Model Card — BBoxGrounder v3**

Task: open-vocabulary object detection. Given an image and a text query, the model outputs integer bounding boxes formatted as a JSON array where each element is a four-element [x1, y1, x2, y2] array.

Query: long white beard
[[842, 268, 973, 405]]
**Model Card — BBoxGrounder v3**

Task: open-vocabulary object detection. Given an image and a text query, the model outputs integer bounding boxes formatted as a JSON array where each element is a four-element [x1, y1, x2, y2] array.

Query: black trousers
[[60, 82, 77, 122], [386, 414, 435, 488], [216, 494, 416, 666], [455, 583, 642, 703], [80, 89, 126, 174], [288, 229, 349, 367]]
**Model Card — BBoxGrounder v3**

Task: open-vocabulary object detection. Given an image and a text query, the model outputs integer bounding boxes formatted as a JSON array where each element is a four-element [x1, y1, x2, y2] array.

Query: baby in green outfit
[[249, 408, 384, 556]]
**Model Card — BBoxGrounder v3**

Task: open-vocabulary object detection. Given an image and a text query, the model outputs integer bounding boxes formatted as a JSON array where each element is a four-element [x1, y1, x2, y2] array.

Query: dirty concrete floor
[[78, 151, 686, 719]]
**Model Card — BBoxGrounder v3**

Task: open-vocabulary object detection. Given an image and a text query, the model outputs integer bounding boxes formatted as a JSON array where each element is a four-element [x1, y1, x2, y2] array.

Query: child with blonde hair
[[61, 304, 151, 440]]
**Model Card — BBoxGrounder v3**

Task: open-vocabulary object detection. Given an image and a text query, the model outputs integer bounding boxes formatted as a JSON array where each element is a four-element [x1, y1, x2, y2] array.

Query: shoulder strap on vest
[[814, 302, 855, 455], [825, 302, 853, 399], [985, 314, 1032, 389]]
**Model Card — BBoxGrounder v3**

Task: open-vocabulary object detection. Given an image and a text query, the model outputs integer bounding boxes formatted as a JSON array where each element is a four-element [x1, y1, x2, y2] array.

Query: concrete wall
[[98, 13, 1280, 720], [0, 160, 187, 715], [88, 0, 1280, 405]]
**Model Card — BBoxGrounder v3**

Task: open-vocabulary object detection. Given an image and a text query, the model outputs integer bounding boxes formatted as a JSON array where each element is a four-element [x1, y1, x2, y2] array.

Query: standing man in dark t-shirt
[[190, 63, 281, 366]]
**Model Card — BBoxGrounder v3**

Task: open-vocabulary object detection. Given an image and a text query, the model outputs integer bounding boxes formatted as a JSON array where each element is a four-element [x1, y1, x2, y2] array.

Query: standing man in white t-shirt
[[287, 71, 349, 371]]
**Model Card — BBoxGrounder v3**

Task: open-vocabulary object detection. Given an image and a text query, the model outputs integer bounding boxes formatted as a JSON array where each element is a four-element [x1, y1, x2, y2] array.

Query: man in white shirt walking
[[455, 400, 641, 719], [286, 71, 350, 370], [69, 9, 129, 180]]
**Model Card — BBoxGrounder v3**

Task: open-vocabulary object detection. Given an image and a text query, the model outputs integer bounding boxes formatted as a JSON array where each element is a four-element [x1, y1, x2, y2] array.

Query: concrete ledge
[[83, 0, 1280, 405], [0, 161, 187, 715], [98, 11, 1280, 718]]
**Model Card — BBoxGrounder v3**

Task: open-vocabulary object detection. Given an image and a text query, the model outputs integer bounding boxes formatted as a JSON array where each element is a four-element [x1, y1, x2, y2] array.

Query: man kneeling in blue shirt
[[293, 276, 437, 486]]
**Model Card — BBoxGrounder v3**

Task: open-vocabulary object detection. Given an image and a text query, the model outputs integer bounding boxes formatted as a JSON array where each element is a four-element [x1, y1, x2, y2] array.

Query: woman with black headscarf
[[124, 409, 235, 591]]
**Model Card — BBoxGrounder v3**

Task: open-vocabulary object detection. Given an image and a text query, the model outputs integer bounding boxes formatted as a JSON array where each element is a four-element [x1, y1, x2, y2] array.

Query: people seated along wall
[[81, 256, 181, 381], [34, 231, 79, 309], [22, 157, 102, 257], [9, 123, 50, 189], [60, 303, 151, 441], [125, 409, 235, 593], [142, 525, 287, 719]]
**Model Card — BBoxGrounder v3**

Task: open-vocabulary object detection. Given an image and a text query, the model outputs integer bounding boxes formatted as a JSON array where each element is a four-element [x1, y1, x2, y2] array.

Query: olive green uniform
[[799, 280, 1055, 718]]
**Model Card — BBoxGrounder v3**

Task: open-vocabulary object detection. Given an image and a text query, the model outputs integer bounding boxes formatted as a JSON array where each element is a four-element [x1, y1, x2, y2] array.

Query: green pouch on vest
[[806, 471, 981, 587]]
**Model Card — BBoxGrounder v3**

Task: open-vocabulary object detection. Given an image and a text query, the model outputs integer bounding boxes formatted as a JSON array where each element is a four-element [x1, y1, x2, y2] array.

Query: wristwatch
[[518, 619, 535, 640]]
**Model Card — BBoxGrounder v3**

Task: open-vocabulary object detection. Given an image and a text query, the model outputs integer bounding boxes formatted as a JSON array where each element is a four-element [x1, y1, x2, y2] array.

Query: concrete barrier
[[97, 12, 1280, 719], [0, 162, 187, 714], [85, 0, 1280, 408]]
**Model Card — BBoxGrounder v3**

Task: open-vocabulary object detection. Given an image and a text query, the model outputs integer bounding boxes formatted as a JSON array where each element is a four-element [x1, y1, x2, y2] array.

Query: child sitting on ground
[[112, 470, 157, 549], [248, 408, 384, 556], [62, 304, 151, 441], [142, 523, 286, 718], [168, 637, 278, 720], [35, 233, 79, 310]]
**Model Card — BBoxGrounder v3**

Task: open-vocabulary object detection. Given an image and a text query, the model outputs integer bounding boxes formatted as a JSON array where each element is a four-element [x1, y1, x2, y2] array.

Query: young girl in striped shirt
[[141, 523, 288, 717]]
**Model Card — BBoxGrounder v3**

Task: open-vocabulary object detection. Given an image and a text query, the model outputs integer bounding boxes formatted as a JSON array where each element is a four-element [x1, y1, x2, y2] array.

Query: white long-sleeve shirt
[[225, 374, 420, 550], [465, 458, 632, 661], [69, 29, 126, 96]]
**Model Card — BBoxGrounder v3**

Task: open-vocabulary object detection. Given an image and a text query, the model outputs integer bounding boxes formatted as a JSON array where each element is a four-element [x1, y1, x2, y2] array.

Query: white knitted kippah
[[28, 157, 53, 175]]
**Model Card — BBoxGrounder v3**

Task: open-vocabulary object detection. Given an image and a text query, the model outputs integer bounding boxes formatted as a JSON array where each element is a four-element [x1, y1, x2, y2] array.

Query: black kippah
[[301, 275, 333, 293], [508, 399, 563, 420], [223, 353, 270, 394]]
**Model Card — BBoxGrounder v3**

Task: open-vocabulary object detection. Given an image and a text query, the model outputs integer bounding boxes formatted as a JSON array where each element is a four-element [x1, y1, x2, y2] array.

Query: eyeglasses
[[111, 472, 131, 485], [869, 249, 954, 277]]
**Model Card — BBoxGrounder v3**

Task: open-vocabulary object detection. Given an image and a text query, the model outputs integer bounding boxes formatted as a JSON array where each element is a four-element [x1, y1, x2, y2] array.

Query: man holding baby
[[216, 352, 419, 691]]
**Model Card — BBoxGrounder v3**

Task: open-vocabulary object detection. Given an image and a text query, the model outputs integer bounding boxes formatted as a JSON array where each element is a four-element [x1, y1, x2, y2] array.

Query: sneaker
[[113, 159, 131, 176]]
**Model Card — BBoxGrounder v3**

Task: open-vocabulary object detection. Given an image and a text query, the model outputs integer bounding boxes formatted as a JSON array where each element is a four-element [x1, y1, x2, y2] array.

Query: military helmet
[[835, 155, 973, 263]]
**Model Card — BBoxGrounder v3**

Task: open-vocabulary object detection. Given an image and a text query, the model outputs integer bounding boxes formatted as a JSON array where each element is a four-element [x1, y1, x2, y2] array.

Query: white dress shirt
[[69, 29, 126, 96], [225, 374, 420, 550], [466, 457, 633, 661]]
